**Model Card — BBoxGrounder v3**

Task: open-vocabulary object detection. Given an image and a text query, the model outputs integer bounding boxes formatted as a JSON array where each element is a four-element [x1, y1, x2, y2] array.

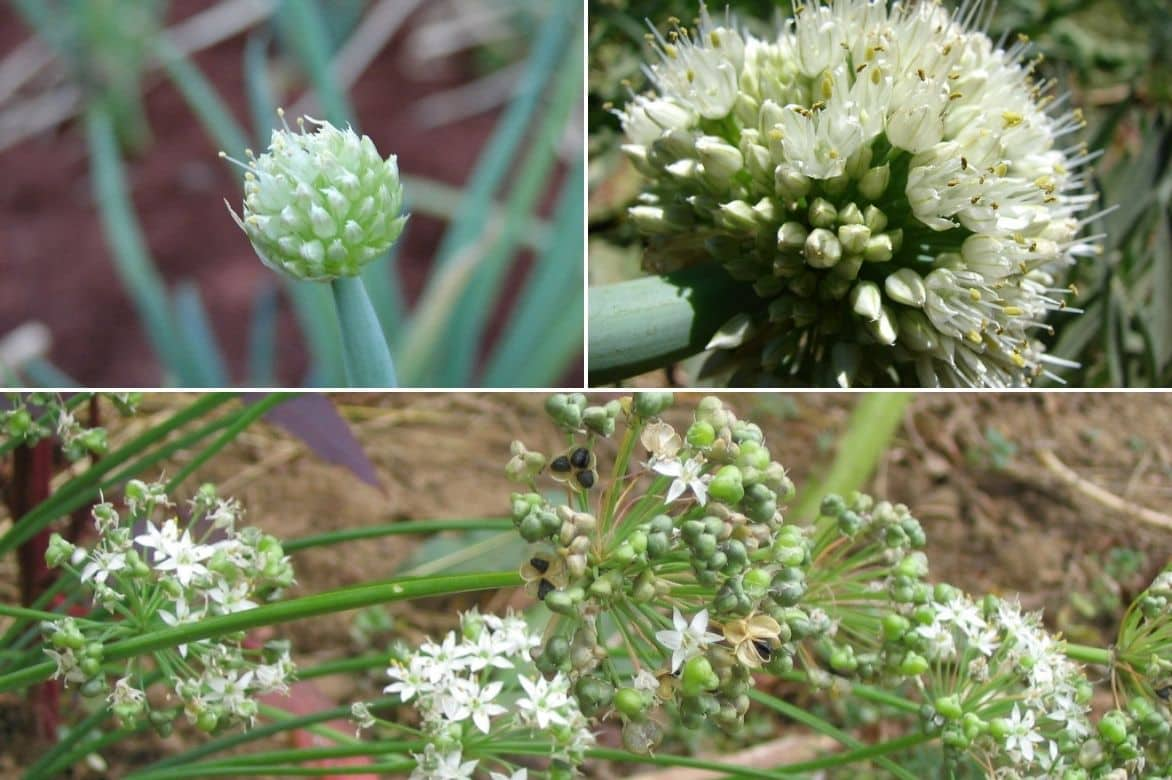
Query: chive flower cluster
[[617, 1, 1099, 387], [495, 393, 1171, 777], [357, 608, 594, 780], [225, 113, 408, 282], [1, 392, 140, 460], [505, 392, 939, 753], [43, 481, 295, 734]]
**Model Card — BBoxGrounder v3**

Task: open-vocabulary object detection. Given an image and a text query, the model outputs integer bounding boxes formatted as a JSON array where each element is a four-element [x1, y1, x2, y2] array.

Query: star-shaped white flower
[[517, 673, 569, 730], [653, 455, 710, 505], [465, 679, 507, 734], [1003, 704, 1044, 763], [655, 607, 722, 672]]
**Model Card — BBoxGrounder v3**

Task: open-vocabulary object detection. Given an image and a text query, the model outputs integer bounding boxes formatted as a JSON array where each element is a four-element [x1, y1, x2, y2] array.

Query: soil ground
[[0, 1, 579, 386], [2, 391, 1171, 775]]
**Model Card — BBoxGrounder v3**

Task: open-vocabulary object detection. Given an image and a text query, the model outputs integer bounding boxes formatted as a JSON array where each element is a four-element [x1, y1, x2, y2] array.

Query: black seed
[[569, 447, 591, 469], [537, 579, 556, 600], [752, 639, 773, 662], [551, 455, 572, 473], [530, 557, 550, 574], [576, 470, 596, 489]]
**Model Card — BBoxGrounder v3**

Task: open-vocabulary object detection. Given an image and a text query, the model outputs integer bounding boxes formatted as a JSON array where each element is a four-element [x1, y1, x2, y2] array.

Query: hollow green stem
[[0, 394, 233, 558], [793, 393, 912, 522], [1064, 642, 1112, 666], [330, 276, 399, 387], [283, 518, 512, 553], [779, 731, 934, 774], [588, 265, 760, 385], [0, 571, 521, 693], [165, 392, 292, 492], [133, 696, 401, 774], [749, 690, 918, 780]]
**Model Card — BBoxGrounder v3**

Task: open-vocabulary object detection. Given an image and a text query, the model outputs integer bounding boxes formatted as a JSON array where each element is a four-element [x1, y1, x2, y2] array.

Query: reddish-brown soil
[[0, 2, 579, 387]]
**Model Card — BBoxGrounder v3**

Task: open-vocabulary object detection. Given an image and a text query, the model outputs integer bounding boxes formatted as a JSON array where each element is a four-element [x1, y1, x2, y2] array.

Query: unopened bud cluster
[[43, 481, 295, 734], [493, 393, 1172, 775], [617, 1, 1100, 387], [225, 113, 407, 281], [361, 609, 593, 780], [2, 392, 140, 460], [505, 393, 946, 752]]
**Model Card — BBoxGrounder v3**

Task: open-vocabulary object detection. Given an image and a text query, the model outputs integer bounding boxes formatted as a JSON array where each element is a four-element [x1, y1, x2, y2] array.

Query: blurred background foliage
[[1, 0, 582, 388], [588, 0, 1172, 387]]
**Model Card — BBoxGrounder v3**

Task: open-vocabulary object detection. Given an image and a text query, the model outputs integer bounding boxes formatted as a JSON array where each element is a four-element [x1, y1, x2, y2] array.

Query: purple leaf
[[246, 394, 382, 491]]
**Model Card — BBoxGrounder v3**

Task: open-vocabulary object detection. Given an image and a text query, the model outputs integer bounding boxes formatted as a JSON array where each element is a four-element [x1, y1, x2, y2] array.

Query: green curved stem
[[283, 518, 512, 553], [0, 571, 521, 693], [0, 394, 233, 558], [749, 690, 918, 780], [792, 392, 913, 522], [588, 265, 760, 385], [330, 276, 398, 387]]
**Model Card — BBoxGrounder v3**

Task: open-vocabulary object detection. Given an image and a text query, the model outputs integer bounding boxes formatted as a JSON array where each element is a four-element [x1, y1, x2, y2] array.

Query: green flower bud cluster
[[506, 394, 957, 753], [42, 481, 295, 733], [500, 394, 1171, 774], [2, 392, 140, 460], [225, 113, 407, 281]]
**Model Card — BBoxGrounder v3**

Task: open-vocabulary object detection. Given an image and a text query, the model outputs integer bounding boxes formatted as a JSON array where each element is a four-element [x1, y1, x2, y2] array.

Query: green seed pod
[[518, 513, 546, 542], [935, 694, 963, 721], [1098, 710, 1128, 746], [648, 514, 674, 535], [709, 465, 745, 505], [820, 493, 846, 518], [633, 391, 674, 418], [615, 687, 649, 720], [743, 567, 771, 598], [45, 533, 75, 568], [150, 709, 176, 738], [575, 676, 614, 716], [681, 655, 720, 697], [226, 115, 407, 281], [695, 533, 718, 560], [899, 652, 929, 676], [544, 636, 570, 665], [646, 531, 670, 559], [582, 405, 616, 437], [687, 420, 717, 448]]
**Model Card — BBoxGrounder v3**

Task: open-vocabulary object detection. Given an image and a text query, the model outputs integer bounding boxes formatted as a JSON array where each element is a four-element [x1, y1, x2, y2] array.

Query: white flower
[[464, 680, 507, 734], [464, 630, 515, 672], [617, 0, 1101, 388], [516, 673, 570, 730], [1003, 704, 1045, 764], [655, 607, 722, 672], [418, 632, 470, 682], [653, 455, 710, 505], [489, 771, 527, 780], [385, 657, 430, 703], [134, 518, 180, 561], [79, 548, 127, 587], [410, 746, 477, 780], [152, 529, 213, 587]]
